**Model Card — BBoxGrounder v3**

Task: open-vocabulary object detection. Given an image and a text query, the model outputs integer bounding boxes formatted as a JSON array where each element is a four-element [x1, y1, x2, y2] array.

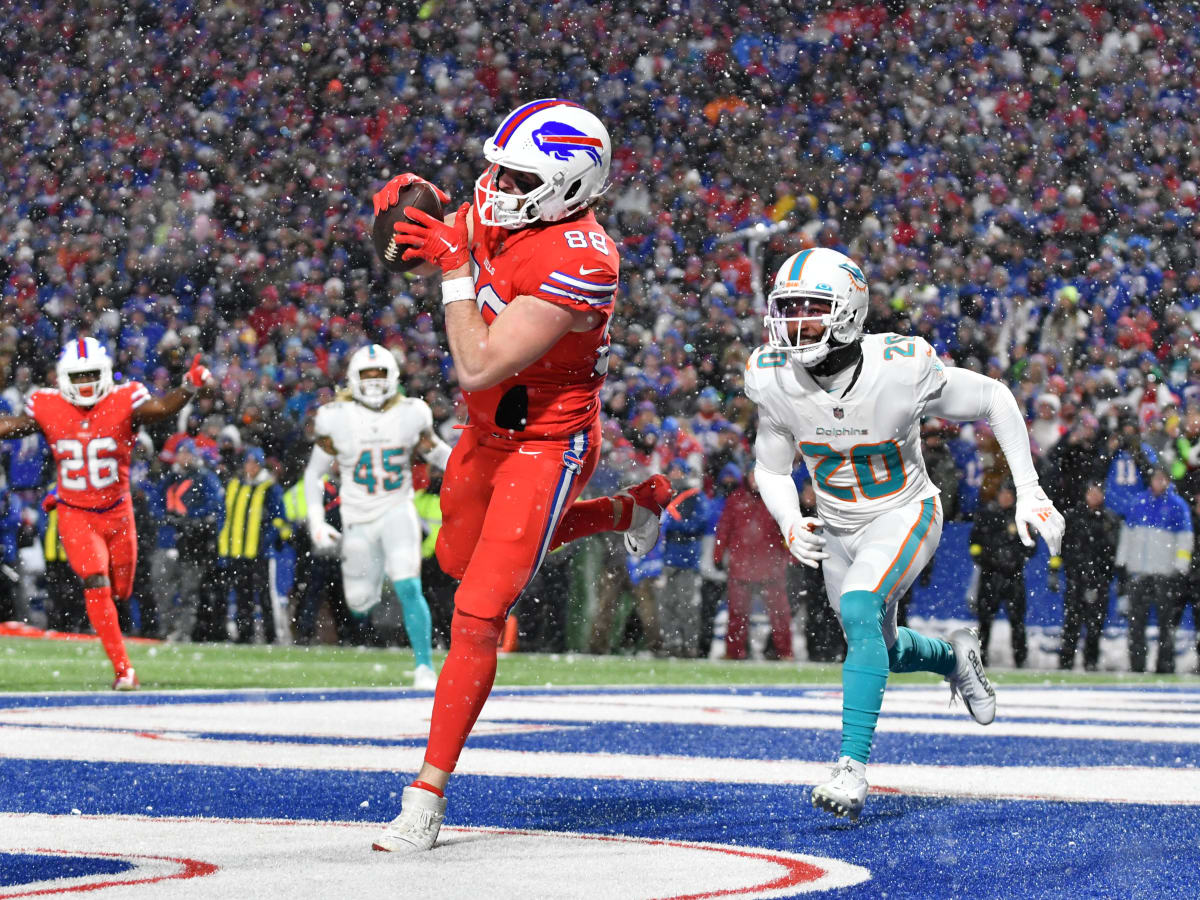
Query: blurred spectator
[[659, 458, 709, 658], [39, 483, 83, 632], [0, 490, 23, 622], [969, 483, 1036, 668], [715, 466, 793, 661], [1178, 492, 1200, 675], [163, 440, 224, 642], [1057, 482, 1121, 671], [216, 448, 289, 644], [1104, 412, 1159, 521], [1117, 465, 1192, 674], [792, 482, 845, 663], [696, 464, 734, 658], [413, 466, 454, 649]]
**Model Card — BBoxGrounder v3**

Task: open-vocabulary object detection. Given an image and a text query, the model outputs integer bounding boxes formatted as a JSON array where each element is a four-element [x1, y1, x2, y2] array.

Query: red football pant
[[57, 499, 137, 675], [427, 422, 601, 772], [725, 578, 793, 661]]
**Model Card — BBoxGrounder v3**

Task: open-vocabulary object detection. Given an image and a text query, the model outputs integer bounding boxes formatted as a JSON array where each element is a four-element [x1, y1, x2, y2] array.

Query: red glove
[[372, 173, 450, 216], [184, 354, 213, 392], [392, 202, 471, 274], [41, 490, 57, 513]]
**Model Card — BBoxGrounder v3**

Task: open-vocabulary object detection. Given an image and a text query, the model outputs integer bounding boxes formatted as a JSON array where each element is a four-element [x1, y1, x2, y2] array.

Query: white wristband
[[441, 276, 476, 307]]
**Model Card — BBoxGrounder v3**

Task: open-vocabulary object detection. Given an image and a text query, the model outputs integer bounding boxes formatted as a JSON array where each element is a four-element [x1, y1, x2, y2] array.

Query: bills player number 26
[[55, 438, 120, 491]]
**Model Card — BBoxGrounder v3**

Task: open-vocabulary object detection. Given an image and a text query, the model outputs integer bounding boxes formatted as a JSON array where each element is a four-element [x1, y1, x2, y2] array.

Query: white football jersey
[[313, 396, 432, 525], [745, 333, 947, 531]]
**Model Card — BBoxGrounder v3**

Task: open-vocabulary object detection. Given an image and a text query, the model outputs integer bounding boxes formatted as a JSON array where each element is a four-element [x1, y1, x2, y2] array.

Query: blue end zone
[[0, 851, 132, 886], [2, 758, 1198, 899]]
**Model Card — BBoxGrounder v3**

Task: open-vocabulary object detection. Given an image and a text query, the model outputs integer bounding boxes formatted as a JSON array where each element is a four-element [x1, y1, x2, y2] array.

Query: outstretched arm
[[133, 355, 214, 426], [0, 414, 40, 441], [925, 367, 1065, 553], [304, 437, 341, 550]]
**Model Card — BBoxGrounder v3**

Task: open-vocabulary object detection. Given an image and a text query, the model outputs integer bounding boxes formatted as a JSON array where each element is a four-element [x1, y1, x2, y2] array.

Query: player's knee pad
[[839, 589, 889, 668], [82, 574, 110, 590], [449, 609, 504, 655]]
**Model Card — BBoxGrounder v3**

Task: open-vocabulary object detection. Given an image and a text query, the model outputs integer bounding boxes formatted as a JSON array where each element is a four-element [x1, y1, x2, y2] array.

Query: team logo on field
[[833, 407, 845, 419], [532, 122, 603, 165]]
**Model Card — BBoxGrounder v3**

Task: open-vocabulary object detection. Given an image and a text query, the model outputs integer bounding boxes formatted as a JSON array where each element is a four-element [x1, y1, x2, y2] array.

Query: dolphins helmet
[[765, 248, 869, 366], [347, 344, 399, 409]]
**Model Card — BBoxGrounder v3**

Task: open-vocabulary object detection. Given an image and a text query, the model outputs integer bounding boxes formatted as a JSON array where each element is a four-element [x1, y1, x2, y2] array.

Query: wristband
[[441, 276, 476, 307]]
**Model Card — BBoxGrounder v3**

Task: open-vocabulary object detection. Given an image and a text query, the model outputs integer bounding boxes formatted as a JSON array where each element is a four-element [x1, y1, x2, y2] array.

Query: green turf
[[0, 636, 1193, 693]]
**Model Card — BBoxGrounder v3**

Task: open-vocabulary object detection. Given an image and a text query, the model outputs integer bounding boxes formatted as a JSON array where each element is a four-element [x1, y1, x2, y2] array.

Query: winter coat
[[1061, 504, 1121, 583], [714, 486, 790, 583], [1116, 487, 1193, 577], [969, 502, 1035, 577]]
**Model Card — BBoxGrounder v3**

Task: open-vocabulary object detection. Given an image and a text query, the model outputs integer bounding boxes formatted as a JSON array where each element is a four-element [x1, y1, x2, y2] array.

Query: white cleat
[[947, 628, 996, 725], [811, 756, 868, 821], [619, 474, 672, 557], [413, 664, 438, 691], [112, 667, 139, 691], [373, 786, 446, 853]]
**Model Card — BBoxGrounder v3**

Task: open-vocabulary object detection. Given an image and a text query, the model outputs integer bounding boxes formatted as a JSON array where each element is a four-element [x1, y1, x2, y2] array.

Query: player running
[[370, 99, 671, 852], [0, 338, 213, 689], [744, 248, 1065, 821], [304, 343, 451, 689]]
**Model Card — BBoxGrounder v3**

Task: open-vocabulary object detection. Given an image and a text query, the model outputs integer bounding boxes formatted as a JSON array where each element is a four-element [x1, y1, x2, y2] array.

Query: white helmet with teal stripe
[[765, 247, 869, 366], [347, 343, 399, 409]]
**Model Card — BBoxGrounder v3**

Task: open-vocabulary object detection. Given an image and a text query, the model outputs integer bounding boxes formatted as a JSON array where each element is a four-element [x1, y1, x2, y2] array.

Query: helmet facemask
[[475, 164, 562, 229], [765, 293, 853, 367], [65, 369, 107, 406], [351, 366, 396, 409]]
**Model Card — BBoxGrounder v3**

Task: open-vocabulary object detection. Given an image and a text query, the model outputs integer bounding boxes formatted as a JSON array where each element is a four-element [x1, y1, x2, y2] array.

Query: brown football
[[372, 182, 446, 273]]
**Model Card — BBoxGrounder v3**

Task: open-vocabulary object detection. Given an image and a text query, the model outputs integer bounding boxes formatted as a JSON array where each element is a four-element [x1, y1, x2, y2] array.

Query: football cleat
[[619, 474, 673, 556], [373, 786, 446, 853], [811, 756, 868, 821], [413, 664, 438, 691], [947, 628, 996, 725], [112, 667, 140, 691]]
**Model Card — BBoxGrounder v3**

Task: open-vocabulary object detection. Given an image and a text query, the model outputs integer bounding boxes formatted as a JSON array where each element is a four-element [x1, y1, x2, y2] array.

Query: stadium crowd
[[2, 1, 1200, 671]]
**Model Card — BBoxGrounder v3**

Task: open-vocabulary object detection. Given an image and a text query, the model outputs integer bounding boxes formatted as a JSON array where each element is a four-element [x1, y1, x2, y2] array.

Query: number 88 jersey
[[26, 382, 148, 511], [466, 203, 618, 440], [745, 334, 947, 531]]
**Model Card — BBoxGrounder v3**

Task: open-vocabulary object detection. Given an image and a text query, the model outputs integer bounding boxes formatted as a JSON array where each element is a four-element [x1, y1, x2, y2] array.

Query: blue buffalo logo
[[562, 449, 585, 474], [532, 122, 603, 165]]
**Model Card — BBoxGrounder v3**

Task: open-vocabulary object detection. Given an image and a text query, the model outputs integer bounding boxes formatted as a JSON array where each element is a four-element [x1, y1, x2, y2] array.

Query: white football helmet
[[347, 344, 399, 409], [765, 248, 869, 366], [57, 337, 114, 407], [474, 98, 611, 229]]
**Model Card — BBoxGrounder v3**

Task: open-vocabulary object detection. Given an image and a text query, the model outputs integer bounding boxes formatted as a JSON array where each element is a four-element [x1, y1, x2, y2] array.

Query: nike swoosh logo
[[440, 237, 459, 253], [517, 447, 541, 456], [578, 266, 605, 276]]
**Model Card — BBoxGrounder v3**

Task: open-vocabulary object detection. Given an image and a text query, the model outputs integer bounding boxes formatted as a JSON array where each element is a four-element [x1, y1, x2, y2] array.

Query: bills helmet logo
[[833, 407, 845, 420], [533, 122, 603, 166]]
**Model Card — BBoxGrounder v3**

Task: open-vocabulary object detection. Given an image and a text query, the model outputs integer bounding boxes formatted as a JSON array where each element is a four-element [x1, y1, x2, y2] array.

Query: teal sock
[[838, 589, 889, 765], [393, 577, 433, 670], [887, 626, 956, 676]]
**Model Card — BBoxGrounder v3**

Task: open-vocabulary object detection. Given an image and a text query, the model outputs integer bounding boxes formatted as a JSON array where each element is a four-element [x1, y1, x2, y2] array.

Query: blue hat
[[176, 438, 196, 455], [698, 387, 720, 404], [244, 446, 265, 465], [719, 462, 744, 483], [661, 416, 680, 436], [667, 457, 691, 474]]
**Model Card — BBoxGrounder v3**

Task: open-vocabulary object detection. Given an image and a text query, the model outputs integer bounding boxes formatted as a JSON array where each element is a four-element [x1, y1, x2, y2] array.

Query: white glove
[[310, 520, 341, 552], [783, 512, 829, 569], [1015, 485, 1065, 556]]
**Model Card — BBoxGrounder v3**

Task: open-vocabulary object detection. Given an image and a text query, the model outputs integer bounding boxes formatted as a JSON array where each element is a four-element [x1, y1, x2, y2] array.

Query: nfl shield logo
[[833, 407, 845, 420]]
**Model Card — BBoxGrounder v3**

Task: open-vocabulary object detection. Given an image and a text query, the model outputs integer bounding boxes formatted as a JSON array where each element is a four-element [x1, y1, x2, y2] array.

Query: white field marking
[[4, 724, 1200, 807], [3, 690, 1199, 745], [0, 813, 870, 900]]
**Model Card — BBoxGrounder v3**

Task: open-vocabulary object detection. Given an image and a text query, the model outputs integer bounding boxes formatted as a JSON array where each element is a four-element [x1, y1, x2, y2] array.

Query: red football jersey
[[467, 206, 618, 439], [27, 382, 149, 510]]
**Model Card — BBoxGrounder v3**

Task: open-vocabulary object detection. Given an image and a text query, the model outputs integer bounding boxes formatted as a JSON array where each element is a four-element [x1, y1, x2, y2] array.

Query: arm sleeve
[[127, 381, 151, 410], [305, 446, 334, 532], [924, 367, 1039, 492]]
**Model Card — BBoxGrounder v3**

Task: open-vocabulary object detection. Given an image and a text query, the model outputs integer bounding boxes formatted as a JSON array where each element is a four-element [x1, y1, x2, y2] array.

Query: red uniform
[[434, 209, 617, 620], [26, 382, 148, 597]]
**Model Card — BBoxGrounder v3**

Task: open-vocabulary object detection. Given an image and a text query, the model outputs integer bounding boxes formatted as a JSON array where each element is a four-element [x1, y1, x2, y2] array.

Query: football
[[372, 181, 446, 273]]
